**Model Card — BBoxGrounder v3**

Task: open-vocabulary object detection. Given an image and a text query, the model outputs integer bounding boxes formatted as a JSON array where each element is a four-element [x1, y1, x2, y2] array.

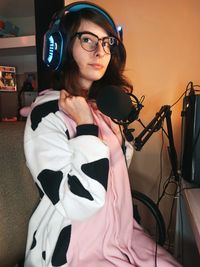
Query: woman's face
[[72, 20, 111, 90]]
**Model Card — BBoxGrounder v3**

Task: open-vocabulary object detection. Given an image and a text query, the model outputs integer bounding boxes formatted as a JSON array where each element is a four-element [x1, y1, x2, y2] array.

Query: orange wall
[[65, 0, 200, 215]]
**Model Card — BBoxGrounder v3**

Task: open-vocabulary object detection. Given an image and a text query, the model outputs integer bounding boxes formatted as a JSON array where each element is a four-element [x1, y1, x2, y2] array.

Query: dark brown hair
[[51, 8, 133, 99]]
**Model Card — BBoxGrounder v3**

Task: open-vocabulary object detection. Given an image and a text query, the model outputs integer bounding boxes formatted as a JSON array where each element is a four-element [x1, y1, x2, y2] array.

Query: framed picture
[[0, 66, 17, 91]]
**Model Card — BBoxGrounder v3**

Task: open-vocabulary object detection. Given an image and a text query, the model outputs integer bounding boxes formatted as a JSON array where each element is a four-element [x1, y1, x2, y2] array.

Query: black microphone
[[96, 85, 141, 124]]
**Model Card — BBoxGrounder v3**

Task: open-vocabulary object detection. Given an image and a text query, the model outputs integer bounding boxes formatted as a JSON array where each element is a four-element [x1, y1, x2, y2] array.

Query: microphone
[[96, 85, 142, 124]]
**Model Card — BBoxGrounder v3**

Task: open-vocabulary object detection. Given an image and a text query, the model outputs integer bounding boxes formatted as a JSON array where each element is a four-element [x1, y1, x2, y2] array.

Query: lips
[[89, 63, 104, 70]]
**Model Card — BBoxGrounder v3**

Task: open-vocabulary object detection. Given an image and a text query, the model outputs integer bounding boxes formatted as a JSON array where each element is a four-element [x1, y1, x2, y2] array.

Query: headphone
[[43, 1, 122, 71]]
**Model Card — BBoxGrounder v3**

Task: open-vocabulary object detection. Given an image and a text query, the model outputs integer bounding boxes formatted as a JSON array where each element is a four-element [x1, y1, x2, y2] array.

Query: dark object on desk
[[180, 93, 200, 186]]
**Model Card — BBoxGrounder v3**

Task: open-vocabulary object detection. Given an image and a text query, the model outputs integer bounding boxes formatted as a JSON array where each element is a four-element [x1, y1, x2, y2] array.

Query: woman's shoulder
[[26, 89, 63, 131], [33, 89, 60, 106], [20, 89, 60, 118]]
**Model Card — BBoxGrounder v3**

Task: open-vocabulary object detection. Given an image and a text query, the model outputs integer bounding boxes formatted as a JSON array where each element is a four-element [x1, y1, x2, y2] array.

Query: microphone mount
[[123, 124, 135, 142], [112, 93, 143, 142], [133, 105, 180, 181]]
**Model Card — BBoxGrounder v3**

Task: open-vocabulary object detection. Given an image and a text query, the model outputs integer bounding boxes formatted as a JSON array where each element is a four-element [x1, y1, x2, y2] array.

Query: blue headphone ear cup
[[43, 30, 64, 70]]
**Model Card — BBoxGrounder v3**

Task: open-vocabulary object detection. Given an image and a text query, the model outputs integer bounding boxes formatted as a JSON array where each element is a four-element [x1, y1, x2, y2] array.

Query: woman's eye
[[82, 37, 93, 44], [82, 37, 89, 43]]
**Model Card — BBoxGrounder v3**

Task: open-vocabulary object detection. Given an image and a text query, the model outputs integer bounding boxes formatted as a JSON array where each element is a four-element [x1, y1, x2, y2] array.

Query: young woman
[[24, 2, 182, 266]]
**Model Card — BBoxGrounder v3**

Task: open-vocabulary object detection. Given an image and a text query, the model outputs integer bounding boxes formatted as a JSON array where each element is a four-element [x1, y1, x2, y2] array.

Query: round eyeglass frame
[[73, 31, 119, 54]]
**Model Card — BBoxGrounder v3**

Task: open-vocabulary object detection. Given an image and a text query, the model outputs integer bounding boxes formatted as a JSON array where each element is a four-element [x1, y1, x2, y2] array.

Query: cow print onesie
[[24, 90, 182, 267]]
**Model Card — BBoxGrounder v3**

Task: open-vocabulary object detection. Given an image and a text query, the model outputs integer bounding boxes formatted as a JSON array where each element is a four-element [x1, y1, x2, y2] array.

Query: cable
[[170, 81, 193, 108], [170, 81, 200, 109], [166, 182, 178, 251], [132, 190, 166, 246]]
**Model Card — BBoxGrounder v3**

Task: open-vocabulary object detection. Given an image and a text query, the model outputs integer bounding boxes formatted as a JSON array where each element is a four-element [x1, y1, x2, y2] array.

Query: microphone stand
[[123, 124, 135, 142], [134, 105, 180, 181]]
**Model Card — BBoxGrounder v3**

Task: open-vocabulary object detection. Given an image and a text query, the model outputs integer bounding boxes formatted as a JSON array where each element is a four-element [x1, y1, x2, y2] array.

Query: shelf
[[0, 35, 36, 56], [0, 35, 35, 49]]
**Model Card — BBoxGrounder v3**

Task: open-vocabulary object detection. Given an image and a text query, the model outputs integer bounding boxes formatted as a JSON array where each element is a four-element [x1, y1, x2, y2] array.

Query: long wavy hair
[[50, 8, 133, 99]]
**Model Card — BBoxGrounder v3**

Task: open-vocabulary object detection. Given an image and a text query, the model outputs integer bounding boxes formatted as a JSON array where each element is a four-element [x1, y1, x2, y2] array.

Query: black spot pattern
[[81, 158, 109, 190], [37, 169, 63, 205], [68, 174, 94, 200], [52, 225, 71, 266], [30, 230, 37, 250], [31, 100, 59, 130], [65, 129, 70, 139], [42, 251, 46, 260]]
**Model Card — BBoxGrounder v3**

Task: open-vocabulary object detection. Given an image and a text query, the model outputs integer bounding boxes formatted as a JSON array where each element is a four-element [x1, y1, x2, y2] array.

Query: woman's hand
[[59, 90, 94, 125]]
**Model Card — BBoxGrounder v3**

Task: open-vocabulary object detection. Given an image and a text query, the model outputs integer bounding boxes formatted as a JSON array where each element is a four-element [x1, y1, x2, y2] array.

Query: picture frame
[[0, 65, 17, 92]]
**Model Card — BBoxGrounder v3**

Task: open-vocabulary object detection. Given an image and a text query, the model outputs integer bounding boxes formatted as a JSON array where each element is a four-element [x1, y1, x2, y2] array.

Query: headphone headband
[[43, 1, 121, 70], [62, 2, 118, 32]]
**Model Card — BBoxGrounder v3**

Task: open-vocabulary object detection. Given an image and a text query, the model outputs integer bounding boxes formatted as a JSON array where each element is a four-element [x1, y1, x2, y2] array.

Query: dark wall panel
[[34, 0, 64, 91]]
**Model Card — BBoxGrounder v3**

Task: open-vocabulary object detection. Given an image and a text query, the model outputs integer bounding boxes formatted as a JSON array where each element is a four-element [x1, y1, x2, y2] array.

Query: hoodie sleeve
[[24, 99, 110, 221]]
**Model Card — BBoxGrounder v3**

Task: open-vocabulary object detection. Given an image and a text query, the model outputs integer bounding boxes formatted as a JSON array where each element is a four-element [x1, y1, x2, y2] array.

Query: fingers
[[60, 89, 70, 100], [59, 90, 69, 113], [58, 90, 93, 124]]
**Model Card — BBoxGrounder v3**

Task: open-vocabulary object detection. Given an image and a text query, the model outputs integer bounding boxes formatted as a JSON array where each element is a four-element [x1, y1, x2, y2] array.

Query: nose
[[94, 41, 106, 57]]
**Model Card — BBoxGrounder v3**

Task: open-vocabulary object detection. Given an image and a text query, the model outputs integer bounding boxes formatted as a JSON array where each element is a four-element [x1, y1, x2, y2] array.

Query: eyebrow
[[77, 31, 110, 39]]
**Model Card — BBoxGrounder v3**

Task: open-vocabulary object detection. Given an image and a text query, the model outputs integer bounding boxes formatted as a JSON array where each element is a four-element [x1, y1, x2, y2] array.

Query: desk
[[175, 181, 200, 267], [183, 187, 200, 253]]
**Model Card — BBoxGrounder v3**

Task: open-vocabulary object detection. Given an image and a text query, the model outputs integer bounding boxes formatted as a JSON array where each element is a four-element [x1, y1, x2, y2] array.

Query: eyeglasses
[[74, 31, 119, 54]]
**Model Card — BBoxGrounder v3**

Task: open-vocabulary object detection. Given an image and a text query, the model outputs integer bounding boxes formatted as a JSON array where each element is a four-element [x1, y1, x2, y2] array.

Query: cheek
[[73, 54, 85, 69], [72, 42, 84, 67], [72, 50, 89, 72], [106, 57, 111, 68], [103, 57, 111, 74]]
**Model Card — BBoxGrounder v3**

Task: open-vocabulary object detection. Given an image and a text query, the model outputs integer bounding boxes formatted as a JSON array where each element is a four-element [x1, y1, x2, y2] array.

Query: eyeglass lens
[[78, 33, 117, 54]]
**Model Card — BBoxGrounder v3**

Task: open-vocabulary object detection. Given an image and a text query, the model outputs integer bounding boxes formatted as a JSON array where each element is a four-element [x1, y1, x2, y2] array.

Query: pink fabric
[[20, 106, 32, 117], [65, 106, 182, 267]]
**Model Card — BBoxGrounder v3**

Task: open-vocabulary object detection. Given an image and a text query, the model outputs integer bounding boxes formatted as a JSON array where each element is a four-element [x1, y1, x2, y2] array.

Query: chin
[[92, 73, 105, 81], [82, 72, 105, 84]]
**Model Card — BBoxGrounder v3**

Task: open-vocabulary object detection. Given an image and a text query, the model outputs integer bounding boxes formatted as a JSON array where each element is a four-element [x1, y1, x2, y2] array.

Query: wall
[[68, 0, 200, 249]]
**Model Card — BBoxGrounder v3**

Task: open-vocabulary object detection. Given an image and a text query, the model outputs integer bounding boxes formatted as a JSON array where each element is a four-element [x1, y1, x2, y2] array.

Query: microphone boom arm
[[134, 105, 169, 150], [134, 105, 179, 181]]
